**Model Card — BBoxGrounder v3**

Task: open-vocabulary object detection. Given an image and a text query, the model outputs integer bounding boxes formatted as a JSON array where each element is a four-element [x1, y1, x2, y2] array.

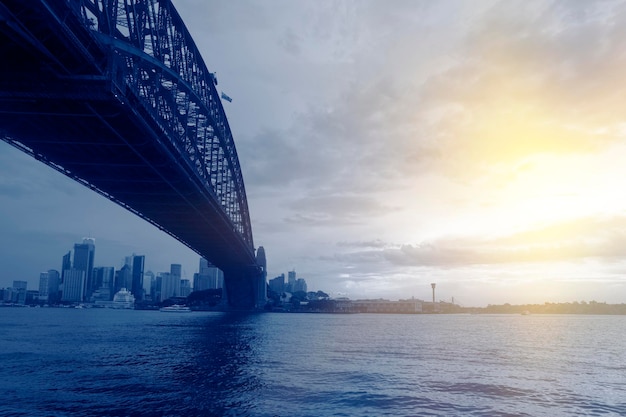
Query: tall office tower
[[115, 264, 132, 293], [192, 272, 200, 291], [12, 280, 27, 304], [199, 257, 210, 276], [269, 274, 285, 294], [152, 274, 161, 302], [170, 264, 182, 279], [47, 270, 61, 304], [91, 267, 104, 291], [38, 272, 50, 301], [131, 255, 145, 301], [180, 279, 191, 297], [255, 247, 267, 307], [287, 270, 296, 292], [195, 257, 211, 290], [62, 269, 85, 302], [92, 267, 115, 300], [195, 258, 224, 291], [158, 272, 178, 302], [13, 280, 27, 290], [73, 238, 95, 300], [61, 251, 71, 282], [294, 278, 307, 293], [143, 271, 154, 300]]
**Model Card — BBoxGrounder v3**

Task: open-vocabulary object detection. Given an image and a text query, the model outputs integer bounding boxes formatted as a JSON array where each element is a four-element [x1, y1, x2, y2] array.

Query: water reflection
[[1, 310, 624, 417], [170, 312, 266, 416]]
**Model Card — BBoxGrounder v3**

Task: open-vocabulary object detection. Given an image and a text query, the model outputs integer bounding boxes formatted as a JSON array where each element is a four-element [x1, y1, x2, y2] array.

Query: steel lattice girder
[[0, 0, 259, 286], [78, 0, 253, 248]]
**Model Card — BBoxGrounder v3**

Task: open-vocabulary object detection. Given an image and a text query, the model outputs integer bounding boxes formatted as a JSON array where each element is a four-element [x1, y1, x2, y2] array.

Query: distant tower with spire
[[431, 283, 436, 312]]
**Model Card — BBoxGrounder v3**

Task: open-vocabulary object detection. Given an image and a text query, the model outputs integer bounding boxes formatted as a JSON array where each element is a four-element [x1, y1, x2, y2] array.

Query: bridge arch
[[0, 0, 264, 308]]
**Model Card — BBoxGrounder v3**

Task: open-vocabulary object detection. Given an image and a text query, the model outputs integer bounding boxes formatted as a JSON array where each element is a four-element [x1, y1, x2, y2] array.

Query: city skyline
[[0, 236, 311, 304], [3, 1, 626, 306]]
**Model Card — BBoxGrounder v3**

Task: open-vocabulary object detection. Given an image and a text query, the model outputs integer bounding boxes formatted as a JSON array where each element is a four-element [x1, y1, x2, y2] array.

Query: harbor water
[[0, 308, 624, 416]]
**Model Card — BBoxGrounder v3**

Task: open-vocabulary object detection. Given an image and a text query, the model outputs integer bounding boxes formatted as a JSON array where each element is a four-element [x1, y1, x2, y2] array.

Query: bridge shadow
[[147, 312, 270, 417]]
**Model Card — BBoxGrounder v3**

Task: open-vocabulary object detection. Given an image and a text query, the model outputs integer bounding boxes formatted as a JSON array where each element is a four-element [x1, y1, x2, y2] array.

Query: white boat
[[159, 304, 192, 313]]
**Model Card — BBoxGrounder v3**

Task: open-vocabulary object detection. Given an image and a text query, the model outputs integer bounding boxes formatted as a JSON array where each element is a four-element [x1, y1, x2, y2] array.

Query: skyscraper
[[287, 270, 296, 292], [115, 264, 132, 293], [131, 255, 145, 301], [196, 257, 211, 291], [73, 238, 95, 300], [143, 271, 154, 300], [46, 269, 61, 304], [12, 280, 27, 304], [39, 272, 50, 301], [92, 266, 114, 301], [157, 272, 179, 302], [61, 251, 71, 282], [62, 270, 85, 302], [180, 279, 191, 297], [170, 264, 182, 280], [269, 274, 285, 294], [194, 258, 223, 291], [294, 278, 307, 293]]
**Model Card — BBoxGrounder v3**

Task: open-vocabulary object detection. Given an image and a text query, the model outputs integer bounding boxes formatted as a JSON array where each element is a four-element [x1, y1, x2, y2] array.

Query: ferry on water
[[159, 304, 192, 313]]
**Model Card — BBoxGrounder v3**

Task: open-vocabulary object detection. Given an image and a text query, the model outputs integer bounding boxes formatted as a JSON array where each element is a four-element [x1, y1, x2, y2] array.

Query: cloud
[[348, 215, 626, 268], [241, 1, 626, 198], [410, 0, 626, 178], [337, 239, 389, 249]]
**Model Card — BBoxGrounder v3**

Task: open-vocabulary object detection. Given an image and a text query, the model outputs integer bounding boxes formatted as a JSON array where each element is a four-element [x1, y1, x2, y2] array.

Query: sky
[[3, 0, 626, 306]]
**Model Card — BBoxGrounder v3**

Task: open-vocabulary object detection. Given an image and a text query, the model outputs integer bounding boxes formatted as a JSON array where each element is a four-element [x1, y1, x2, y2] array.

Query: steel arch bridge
[[0, 0, 264, 309]]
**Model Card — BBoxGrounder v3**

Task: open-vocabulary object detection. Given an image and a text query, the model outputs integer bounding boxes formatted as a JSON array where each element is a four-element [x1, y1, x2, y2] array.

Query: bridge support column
[[223, 266, 264, 310]]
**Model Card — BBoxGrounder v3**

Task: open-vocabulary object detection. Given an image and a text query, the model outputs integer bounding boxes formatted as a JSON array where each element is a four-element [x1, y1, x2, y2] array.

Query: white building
[[111, 288, 135, 309]]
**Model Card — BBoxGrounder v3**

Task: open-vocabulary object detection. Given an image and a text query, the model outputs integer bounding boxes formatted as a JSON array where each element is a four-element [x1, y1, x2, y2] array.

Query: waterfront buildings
[[143, 271, 154, 300], [38, 272, 49, 301], [155, 267, 180, 302], [193, 258, 223, 291], [269, 274, 285, 294], [130, 255, 145, 301], [92, 266, 114, 301], [180, 279, 191, 297], [62, 269, 85, 302], [293, 278, 307, 293], [1, 235, 273, 309], [112, 288, 135, 309], [115, 264, 131, 294], [170, 263, 181, 281], [10, 280, 27, 304], [61, 251, 71, 282], [38, 270, 60, 303], [352, 298, 423, 314], [287, 270, 296, 292], [73, 238, 95, 300]]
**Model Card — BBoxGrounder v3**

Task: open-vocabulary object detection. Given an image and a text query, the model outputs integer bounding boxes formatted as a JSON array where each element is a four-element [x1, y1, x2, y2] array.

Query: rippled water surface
[[0, 309, 624, 416]]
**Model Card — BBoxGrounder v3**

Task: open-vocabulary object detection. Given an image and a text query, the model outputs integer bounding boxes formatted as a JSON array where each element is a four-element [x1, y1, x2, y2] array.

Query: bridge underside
[[0, 0, 261, 309]]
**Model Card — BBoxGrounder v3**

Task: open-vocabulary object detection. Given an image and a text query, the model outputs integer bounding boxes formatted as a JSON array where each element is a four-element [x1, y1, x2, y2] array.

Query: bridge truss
[[0, 0, 263, 308]]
